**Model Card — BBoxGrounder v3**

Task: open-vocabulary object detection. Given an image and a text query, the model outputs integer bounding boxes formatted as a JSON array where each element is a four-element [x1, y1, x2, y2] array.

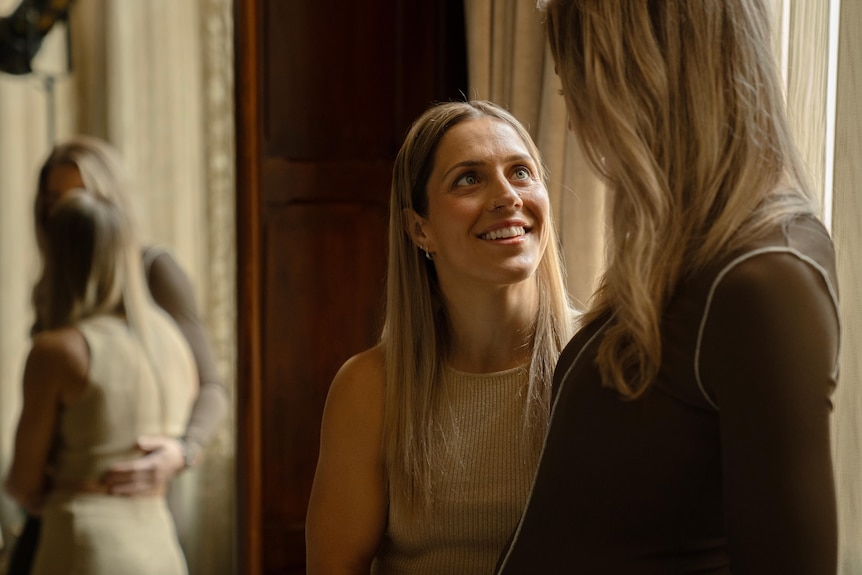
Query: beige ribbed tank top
[[372, 365, 540, 575], [52, 312, 196, 486]]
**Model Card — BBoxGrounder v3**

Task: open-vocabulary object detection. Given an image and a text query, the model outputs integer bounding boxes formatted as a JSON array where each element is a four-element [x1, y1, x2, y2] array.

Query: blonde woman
[[306, 100, 575, 574], [497, 1, 840, 573], [5, 190, 196, 574], [5, 136, 228, 574]]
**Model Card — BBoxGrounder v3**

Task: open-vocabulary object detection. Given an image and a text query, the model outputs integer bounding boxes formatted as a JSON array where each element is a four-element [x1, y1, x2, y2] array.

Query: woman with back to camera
[[5, 135, 229, 574], [496, 1, 840, 574], [5, 189, 196, 574], [305, 100, 575, 574]]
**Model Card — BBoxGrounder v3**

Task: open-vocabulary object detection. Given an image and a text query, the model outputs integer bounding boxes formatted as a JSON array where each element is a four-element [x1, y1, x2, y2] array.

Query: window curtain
[[0, 1, 236, 573], [830, 1, 862, 571], [774, 0, 861, 570], [464, 0, 861, 570], [463, 0, 606, 308]]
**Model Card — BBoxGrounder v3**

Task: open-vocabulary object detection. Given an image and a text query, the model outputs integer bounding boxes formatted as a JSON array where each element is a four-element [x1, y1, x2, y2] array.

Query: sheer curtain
[[773, 0, 861, 570], [830, 1, 862, 570], [463, 0, 606, 308], [0, 1, 235, 573], [464, 0, 861, 570]]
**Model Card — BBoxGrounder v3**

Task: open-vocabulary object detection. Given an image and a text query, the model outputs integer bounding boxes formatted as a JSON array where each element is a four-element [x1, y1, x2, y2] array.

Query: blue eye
[[455, 173, 480, 186], [513, 167, 531, 180]]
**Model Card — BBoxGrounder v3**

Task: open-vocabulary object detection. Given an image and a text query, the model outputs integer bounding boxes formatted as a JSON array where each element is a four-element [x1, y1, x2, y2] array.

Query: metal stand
[[33, 8, 72, 146]]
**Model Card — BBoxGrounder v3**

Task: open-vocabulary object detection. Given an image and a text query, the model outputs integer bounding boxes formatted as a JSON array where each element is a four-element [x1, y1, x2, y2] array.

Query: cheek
[[428, 196, 483, 232], [528, 189, 552, 245], [527, 187, 551, 219]]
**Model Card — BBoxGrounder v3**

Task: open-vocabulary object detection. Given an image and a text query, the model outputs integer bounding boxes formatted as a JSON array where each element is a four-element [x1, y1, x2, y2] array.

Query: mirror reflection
[[0, 1, 235, 574]]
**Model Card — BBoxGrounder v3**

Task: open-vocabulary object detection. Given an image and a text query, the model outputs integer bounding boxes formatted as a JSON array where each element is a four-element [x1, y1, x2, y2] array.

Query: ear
[[402, 208, 432, 250]]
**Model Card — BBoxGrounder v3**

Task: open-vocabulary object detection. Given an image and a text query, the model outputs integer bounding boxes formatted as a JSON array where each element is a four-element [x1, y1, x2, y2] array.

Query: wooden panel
[[262, 0, 458, 160], [263, 1, 398, 158], [261, 203, 388, 573], [236, 0, 467, 572], [261, 157, 392, 205]]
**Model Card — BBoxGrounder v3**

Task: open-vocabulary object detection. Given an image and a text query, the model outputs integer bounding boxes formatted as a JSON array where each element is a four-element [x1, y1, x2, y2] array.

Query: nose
[[488, 175, 522, 212]]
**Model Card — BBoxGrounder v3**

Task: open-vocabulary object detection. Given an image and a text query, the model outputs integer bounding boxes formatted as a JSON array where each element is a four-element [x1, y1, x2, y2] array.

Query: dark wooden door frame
[[235, 0, 263, 572]]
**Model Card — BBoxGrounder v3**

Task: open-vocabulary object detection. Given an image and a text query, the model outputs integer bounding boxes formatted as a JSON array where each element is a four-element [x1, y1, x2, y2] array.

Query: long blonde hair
[[382, 100, 573, 509], [33, 136, 139, 328], [540, 0, 819, 398], [32, 136, 161, 389], [39, 191, 129, 328]]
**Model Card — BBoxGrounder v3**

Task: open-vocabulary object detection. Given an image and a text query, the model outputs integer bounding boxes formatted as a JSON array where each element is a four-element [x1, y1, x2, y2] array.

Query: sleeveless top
[[372, 365, 540, 575], [51, 311, 197, 486]]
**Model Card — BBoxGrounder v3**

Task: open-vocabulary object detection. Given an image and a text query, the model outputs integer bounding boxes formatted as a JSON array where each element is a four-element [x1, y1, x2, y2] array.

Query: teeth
[[481, 226, 526, 240]]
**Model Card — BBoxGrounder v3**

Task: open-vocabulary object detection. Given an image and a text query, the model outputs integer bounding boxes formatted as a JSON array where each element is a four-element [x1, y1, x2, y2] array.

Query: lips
[[479, 225, 527, 240]]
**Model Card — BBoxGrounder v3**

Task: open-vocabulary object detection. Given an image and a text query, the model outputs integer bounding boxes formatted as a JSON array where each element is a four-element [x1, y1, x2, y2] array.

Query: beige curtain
[[775, 0, 862, 570], [464, 0, 606, 308], [831, 1, 862, 570], [0, 1, 235, 573], [465, 0, 861, 570]]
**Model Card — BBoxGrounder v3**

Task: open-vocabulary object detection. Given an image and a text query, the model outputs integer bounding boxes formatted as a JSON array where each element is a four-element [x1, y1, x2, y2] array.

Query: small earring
[[423, 247, 433, 260]]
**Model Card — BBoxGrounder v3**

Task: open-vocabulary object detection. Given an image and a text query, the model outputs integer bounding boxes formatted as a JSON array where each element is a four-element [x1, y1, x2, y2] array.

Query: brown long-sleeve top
[[497, 215, 840, 574], [143, 247, 229, 461]]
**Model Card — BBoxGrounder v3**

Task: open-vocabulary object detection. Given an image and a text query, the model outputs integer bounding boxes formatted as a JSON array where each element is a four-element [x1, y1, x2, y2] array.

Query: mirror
[[0, 1, 236, 573]]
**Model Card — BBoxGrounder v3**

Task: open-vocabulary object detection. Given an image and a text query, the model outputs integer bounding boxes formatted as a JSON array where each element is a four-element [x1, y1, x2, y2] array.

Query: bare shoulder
[[322, 345, 385, 436], [26, 326, 89, 401], [330, 346, 385, 399], [29, 327, 89, 380]]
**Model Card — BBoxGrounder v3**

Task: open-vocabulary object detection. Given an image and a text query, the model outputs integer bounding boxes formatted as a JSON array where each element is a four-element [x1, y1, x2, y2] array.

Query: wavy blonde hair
[[382, 100, 574, 509], [540, 0, 819, 398]]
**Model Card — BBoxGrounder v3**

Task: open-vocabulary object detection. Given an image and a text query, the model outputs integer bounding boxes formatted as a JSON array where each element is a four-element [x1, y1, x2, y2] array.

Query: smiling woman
[[305, 100, 576, 575], [404, 115, 551, 298]]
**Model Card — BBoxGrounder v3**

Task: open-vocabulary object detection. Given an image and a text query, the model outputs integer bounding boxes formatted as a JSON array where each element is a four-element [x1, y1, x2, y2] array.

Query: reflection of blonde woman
[[5, 190, 197, 574], [5, 136, 228, 574]]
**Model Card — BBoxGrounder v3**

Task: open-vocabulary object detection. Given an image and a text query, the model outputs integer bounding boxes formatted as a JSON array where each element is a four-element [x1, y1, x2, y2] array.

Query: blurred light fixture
[[0, 0, 74, 75]]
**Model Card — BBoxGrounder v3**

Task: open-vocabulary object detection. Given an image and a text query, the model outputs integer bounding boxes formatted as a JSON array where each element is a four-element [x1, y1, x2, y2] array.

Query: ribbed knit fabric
[[372, 365, 539, 575]]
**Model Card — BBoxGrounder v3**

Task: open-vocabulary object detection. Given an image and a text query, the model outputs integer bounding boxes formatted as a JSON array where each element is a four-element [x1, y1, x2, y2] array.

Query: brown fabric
[[497, 216, 840, 574], [144, 247, 229, 461]]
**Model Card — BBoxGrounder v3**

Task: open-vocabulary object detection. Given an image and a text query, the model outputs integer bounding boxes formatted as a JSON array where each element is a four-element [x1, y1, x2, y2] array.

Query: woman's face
[[409, 117, 550, 291], [39, 163, 85, 225]]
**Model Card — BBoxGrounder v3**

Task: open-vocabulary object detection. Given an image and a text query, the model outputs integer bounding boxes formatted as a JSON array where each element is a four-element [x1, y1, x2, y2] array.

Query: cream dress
[[32, 310, 197, 575]]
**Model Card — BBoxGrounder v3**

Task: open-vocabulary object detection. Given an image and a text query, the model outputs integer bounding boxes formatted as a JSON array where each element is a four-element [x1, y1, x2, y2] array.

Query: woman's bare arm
[[5, 328, 88, 514], [306, 347, 388, 575]]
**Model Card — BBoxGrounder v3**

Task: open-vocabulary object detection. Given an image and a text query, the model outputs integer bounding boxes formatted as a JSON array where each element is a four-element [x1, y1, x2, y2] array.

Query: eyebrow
[[441, 154, 534, 180]]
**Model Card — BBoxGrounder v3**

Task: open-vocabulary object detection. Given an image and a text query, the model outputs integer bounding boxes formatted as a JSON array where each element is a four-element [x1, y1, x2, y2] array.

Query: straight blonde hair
[[39, 191, 127, 329], [540, 0, 819, 398], [33, 136, 165, 401], [381, 100, 574, 510]]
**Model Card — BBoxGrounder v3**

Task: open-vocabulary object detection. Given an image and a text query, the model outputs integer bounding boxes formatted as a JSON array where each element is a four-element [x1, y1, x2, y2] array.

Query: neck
[[443, 281, 539, 374]]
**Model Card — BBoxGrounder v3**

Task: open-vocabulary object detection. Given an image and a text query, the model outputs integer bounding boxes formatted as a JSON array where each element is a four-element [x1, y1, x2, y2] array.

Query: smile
[[479, 226, 527, 240]]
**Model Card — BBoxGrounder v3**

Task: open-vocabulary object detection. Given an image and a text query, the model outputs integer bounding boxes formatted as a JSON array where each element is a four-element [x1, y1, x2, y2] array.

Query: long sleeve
[[144, 248, 229, 461], [699, 248, 840, 574]]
